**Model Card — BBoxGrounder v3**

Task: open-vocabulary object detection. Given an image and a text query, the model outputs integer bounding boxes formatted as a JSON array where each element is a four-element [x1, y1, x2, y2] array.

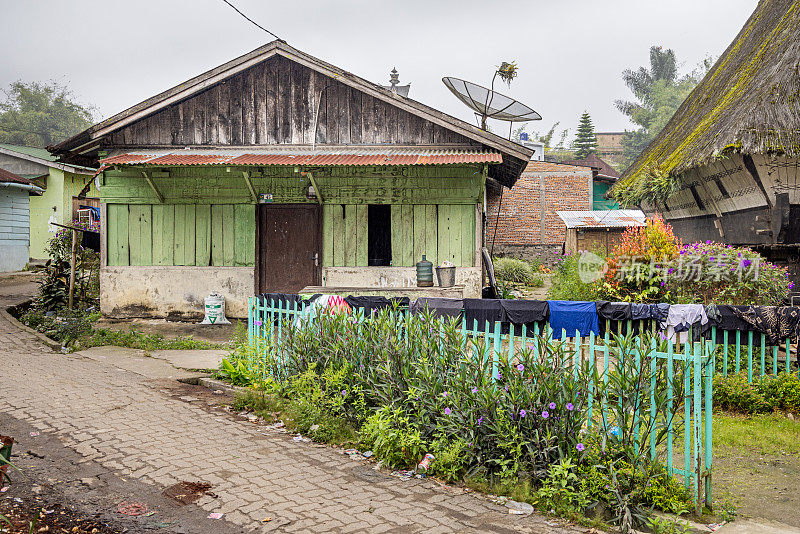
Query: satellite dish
[[442, 77, 541, 132]]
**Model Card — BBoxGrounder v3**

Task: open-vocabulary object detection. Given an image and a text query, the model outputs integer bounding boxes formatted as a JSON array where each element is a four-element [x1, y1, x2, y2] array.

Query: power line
[[221, 0, 283, 42]]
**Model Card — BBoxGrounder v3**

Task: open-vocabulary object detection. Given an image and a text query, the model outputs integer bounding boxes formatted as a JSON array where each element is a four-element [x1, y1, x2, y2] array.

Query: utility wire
[[221, 0, 283, 42]]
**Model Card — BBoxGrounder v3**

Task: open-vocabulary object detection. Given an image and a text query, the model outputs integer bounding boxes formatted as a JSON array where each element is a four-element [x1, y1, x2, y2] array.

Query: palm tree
[[615, 46, 677, 117]]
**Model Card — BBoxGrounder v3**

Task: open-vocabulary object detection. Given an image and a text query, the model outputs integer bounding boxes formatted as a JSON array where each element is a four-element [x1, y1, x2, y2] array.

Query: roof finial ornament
[[390, 68, 400, 89]]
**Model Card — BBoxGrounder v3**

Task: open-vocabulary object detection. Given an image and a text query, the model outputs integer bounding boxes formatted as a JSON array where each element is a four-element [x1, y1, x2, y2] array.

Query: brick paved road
[[0, 305, 582, 532]]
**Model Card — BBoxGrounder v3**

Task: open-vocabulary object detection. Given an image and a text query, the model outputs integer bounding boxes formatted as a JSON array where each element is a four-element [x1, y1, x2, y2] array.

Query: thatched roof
[[613, 0, 800, 205]]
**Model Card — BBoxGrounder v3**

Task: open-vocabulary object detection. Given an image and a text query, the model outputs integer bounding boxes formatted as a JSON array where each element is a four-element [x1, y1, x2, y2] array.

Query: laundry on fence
[[547, 300, 600, 339], [254, 293, 800, 345], [411, 297, 464, 320]]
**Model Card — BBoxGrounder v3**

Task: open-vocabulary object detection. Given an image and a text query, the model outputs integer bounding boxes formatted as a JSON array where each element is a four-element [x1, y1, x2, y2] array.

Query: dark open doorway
[[368, 204, 392, 266]]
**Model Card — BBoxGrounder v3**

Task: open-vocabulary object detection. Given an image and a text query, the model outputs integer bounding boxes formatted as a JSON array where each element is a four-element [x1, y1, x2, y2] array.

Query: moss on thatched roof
[[613, 0, 800, 206]]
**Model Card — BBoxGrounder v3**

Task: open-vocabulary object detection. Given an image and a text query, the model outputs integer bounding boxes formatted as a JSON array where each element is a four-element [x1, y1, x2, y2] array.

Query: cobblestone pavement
[[0, 297, 583, 533]]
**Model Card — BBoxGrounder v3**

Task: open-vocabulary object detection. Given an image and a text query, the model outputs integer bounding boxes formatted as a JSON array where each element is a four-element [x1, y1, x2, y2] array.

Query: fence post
[[693, 341, 702, 513], [666, 338, 674, 476], [747, 331, 753, 382], [650, 337, 657, 461], [683, 340, 692, 491], [723, 330, 728, 376], [587, 331, 595, 429], [704, 340, 714, 508], [248, 297, 254, 347]]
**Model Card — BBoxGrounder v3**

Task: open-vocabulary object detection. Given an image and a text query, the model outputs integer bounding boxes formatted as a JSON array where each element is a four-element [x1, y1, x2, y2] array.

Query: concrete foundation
[[100, 266, 254, 319], [321, 266, 482, 298]]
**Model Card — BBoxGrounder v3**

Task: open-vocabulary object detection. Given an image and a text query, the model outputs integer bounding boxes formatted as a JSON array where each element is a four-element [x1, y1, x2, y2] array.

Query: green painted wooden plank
[[413, 205, 427, 263], [425, 205, 438, 265], [211, 205, 223, 266], [173, 205, 187, 266], [222, 205, 235, 266], [437, 204, 452, 264], [390, 205, 403, 266], [460, 205, 475, 267], [400, 204, 414, 266], [322, 204, 334, 267], [183, 204, 196, 266], [128, 205, 152, 266], [344, 204, 357, 266], [195, 205, 211, 266], [152, 204, 174, 266], [211, 204, 225, 266], [107, 204, 129, 266], [449, 205, 462, 267], [332, 204, 345, 266], [234, 204, 254, 266], [355, 204, 368, 266]]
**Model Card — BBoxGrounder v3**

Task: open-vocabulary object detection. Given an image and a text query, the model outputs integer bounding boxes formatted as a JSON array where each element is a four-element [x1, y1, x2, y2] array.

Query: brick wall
[[486, 161, 592, 253]]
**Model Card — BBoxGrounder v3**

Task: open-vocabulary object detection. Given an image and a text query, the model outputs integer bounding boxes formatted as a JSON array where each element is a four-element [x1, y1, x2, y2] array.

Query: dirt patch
[[95, 317, 238, 344], [713, 444, 800, 527], [0, 412, 245, 534], [163, 482, 214, 505], [0, 498, 118, 533]]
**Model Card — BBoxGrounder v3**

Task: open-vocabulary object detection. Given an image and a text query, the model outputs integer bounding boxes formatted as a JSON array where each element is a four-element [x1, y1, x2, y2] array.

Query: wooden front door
[[256, 204, 321, 293]]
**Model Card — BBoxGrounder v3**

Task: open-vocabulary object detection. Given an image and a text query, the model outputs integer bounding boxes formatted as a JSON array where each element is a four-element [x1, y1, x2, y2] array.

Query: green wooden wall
[[102, 165, 483, 268], [321, 203, 474, 267], [107, 204, 254, 267]]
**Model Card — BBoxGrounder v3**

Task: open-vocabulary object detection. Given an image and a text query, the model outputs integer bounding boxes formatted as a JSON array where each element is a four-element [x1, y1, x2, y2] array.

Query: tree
[[0, 81, 95, 147], [514, 122, 570, 149], [615, 47, 711, 168], [572, 112, 598, 159]]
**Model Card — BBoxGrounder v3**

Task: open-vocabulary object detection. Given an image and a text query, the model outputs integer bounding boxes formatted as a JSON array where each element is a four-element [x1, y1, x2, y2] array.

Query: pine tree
[[572, 111, 598, 159]]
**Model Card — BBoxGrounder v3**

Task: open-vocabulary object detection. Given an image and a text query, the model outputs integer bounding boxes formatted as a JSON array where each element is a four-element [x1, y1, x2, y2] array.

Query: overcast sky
[[1, 0, 758, 140]]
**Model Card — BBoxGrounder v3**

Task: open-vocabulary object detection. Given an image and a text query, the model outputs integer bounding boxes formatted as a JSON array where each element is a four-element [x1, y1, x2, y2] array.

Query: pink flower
[[519, 409, 527, 418], [541, 411, 549, 419], [576, 443, 585, 452], [516, 363, 524, 372], [566, 403, 574, 411], [444, 408, 451, 416], [549, 402, 556, 410]]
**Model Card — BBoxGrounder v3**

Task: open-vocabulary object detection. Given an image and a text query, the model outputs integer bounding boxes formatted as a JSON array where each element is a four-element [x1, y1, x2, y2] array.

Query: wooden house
[[0, 144, 97, 260], [613, 0, 800, 289], [0, 168, 43, 271], [51, 41, 532, 319]]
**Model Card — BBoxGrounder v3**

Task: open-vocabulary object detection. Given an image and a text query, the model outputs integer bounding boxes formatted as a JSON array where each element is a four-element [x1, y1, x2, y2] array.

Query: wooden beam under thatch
[[614, 0, 800, 205]]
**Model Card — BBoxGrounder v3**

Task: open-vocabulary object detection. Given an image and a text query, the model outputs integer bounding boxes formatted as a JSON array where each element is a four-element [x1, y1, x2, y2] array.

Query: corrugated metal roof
[[0, 167, 36, 185], [98, 148, 502, 167], [556, 209, 646, 229], [523, 160, 593, 173]]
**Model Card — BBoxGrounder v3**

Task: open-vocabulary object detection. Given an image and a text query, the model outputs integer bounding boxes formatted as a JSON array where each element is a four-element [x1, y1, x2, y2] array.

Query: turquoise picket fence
[[249, 297, 727, 509]]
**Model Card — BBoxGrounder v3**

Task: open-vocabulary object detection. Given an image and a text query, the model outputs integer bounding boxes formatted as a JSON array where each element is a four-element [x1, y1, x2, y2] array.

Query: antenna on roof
[[443, 62, 541, 139]]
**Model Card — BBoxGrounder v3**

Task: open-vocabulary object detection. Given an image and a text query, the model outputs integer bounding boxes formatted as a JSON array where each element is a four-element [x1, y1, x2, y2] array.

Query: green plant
[[360, 407, 427, 468], [494, 257, 535, 285], [714, 372, 800, 414], [536, 458, 590, 514], [647, 515, 691, 534], [430, 435, 468, 482], [548, 253, 599, 301], [218, 357, 255, 386]]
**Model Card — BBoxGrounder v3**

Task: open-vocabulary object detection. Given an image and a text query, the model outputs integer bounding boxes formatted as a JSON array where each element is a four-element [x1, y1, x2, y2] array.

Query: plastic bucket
[[436, 266, 456, 287]]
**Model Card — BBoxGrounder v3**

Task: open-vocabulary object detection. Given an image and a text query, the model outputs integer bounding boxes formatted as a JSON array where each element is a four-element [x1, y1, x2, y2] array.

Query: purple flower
[[253, 320, 263, 326], [566, 403, 574, 411], [477, 416, 483, 426], [468, 442, 473, 448], [516, 363, 524, 372], [444, 407, 452, 416], [496, 372, 503, 380], [742, 259, 752, 268], [519, 409, 527, 418], [442, 391, 448, 397], [504, 385, 509, 392], [541, 411, 549, 419], [790, 282, 795, 290], [549, 402, 556, 410], [576, 443, 585, 452], [341, 389, 347, 396], [472, 386, 479, 394]]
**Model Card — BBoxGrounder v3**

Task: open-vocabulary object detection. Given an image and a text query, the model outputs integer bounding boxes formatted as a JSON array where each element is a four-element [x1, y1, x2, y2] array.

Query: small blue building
[[0, 168, 44, 272]]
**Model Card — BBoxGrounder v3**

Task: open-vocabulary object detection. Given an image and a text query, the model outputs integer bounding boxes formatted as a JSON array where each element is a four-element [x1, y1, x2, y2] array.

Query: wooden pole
[[68, 228, 78, 309]]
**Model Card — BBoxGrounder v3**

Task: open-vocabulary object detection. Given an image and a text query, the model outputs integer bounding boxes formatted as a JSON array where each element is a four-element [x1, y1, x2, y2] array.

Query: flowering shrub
[[671, 242, 791, 305], [593, 216, 792, 305], [248, 309, 689, 530], [598, 216, 679, 303]]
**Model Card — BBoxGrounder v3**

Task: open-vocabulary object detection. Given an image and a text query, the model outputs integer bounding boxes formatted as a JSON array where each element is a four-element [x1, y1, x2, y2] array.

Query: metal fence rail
[[248, 296, 727, 508]]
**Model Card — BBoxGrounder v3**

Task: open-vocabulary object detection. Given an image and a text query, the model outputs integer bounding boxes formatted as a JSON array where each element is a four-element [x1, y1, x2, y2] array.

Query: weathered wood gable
[[107, 55, 477, 148]]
